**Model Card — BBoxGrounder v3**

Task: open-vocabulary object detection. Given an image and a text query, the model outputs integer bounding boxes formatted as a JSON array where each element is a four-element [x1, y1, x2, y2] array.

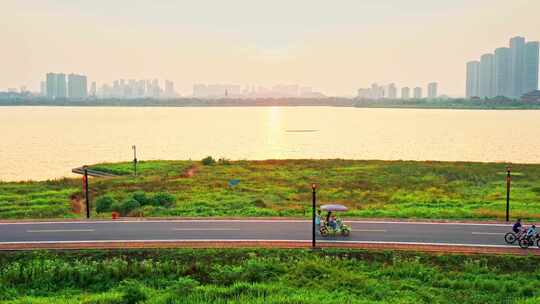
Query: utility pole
[[506, 165, 511, 222], [83, 166, 90, 219], [312, 183, 317, 248], [132, 145, 138, 176]]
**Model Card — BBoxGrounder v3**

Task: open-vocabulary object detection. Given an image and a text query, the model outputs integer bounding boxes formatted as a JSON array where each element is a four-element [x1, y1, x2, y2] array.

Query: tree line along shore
[[1, 97, 540, 109]]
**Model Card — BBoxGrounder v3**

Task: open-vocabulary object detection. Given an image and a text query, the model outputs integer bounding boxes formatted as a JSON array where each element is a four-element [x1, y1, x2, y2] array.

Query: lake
[[1, 106, 540, 181]]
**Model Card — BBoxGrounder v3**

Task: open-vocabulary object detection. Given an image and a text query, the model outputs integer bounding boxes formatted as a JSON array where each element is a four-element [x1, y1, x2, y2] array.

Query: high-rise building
[[90, 82, 97, 97], [427, 82, 438, 98], [46, 73, 57, 99], [524, 41, 539, 94], [413, 87, 422, 99], [387, 83, 397, 99], [494, 47, 511, 97], [479, 54, 495, 98], [509, 36, 526, 98], [466, 61, 480, 98], [40, 81, 46, 96], [401, 87, 410, 99], [68, 74, 88, 99], [56, 73, 67, 99], [165, 80, 175, 97]]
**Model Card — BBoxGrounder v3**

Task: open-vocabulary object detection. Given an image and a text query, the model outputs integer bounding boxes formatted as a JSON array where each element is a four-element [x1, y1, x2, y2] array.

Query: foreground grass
[[1, 248, 539, 303], [2, 159, 540, 220]]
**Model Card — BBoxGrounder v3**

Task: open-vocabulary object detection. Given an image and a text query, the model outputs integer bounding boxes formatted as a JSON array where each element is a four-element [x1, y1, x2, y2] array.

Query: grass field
[[2, 159, 540, 220], [1, 248, 539, 303]]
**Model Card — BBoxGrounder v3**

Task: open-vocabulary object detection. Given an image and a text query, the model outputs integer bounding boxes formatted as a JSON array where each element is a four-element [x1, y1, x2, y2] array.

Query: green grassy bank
[[1, 159, 540, 221], [1, 248, 539, 303]]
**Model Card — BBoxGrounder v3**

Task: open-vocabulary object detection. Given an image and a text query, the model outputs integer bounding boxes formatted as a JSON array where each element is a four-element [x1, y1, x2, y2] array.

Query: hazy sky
[[2, 0, 539, 96]]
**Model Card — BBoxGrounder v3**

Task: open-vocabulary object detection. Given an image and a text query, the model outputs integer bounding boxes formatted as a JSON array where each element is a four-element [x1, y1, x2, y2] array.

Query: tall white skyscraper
[[509, 36, 526, 98], [46, 73, 57, 99], [401, 87, 410, 99], [56, 73, 67, 99], [479, 54, 495, 98], [524, 41, 539, 94], [68, 74, 88, 99], [494, 47, 511, 97], [413, 87, 422, 99], [387, 83, 397, 99], [427, 82, 438, 98], [466, 61, 480, 98]]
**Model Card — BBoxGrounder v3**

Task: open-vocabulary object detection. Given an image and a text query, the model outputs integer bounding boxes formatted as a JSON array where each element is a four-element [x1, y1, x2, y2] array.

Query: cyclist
[[512, 218, 522, 233], [526, 224, 537, 242]]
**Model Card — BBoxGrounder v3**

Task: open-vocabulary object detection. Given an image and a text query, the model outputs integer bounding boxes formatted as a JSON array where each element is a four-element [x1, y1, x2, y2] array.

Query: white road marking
[[471, 232, 505, 235], [26, 229, 95, 233], [353, 229, 387, 232], [173, 228, 240, 231]]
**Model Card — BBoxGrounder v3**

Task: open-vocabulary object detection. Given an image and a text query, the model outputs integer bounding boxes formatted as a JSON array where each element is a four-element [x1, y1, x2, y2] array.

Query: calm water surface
[[1, 106, 540, 181]]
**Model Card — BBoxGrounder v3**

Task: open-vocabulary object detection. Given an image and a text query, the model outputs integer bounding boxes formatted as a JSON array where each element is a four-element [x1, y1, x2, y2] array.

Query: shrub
[[118, 280, 148, 304], [153, 192, 176, 208], [218, 158, 231, 165], [112, 199, 141, 216], [201, 156, 216, 166], [169, 277, 200, 296], [132, 191, 151, 206], [95, 195, 117, 213]]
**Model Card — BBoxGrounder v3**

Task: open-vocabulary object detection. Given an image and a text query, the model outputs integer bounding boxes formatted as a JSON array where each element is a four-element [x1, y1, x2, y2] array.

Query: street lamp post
[[132, 145, 138, 176], [312, 183, 317, 248], [83, 166, 90, 219], [506, 165, 511, 222]]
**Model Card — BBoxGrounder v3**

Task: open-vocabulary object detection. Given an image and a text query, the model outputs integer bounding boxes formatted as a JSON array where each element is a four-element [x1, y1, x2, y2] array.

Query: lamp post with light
[[506, 165, 511, 222], [132, 145, 138, 176], [312, 183, 317, 248]]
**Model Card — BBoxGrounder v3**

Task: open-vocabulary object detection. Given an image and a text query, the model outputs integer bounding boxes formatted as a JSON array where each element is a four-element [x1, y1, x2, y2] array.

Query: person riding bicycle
[[512, 218, 522, 233], [526, 224, 537, 241]]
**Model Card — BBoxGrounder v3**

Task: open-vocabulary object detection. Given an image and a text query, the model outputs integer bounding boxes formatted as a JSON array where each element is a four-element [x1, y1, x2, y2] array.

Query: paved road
[[0, 219, 523, 248]]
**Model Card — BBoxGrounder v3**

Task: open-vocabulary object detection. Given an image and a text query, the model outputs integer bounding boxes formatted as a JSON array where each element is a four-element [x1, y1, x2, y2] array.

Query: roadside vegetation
[[2, 159, 540, 220], [1, 248, 539, 303]]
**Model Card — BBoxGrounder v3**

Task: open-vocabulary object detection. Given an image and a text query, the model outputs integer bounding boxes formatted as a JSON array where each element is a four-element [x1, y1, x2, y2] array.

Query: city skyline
[[1, 0, 539, 97], [466, 36, 539, 98]]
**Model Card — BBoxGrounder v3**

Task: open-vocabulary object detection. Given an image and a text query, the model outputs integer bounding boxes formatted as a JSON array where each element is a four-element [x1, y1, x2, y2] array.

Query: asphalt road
[[0, 219, 523, 248]]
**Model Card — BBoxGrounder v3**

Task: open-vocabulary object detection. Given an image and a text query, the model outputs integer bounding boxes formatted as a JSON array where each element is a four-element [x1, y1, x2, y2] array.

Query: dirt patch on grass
[[181, 164, 199, 178], [70, 194, 84, 215]]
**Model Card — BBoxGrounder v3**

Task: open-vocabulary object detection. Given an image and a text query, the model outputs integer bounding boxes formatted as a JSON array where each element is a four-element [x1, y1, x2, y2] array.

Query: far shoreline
[[2, 96, 540, 110]]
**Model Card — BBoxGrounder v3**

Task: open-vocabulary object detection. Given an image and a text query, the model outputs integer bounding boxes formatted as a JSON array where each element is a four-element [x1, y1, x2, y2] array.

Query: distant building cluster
[[98, 79, 177, 99], [193, 84, 325, 99], [357, 82, 438, 100], [44, 73, 87, 100], [466, 36, 539, 99]]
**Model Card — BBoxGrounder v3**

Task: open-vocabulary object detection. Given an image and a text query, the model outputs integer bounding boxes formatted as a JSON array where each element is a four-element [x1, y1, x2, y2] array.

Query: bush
[[95, 195, 117, 213], [132, 191, 151, 206], [169, 277, 200, 296], [118, 280, 148, 304], [201, 156, 216, 166], [112, 199, 141, 216], [153, 192, 176, 208]]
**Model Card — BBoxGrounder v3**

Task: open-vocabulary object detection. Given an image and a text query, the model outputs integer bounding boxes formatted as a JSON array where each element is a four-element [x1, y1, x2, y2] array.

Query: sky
[[1, 0, 539, 97]]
